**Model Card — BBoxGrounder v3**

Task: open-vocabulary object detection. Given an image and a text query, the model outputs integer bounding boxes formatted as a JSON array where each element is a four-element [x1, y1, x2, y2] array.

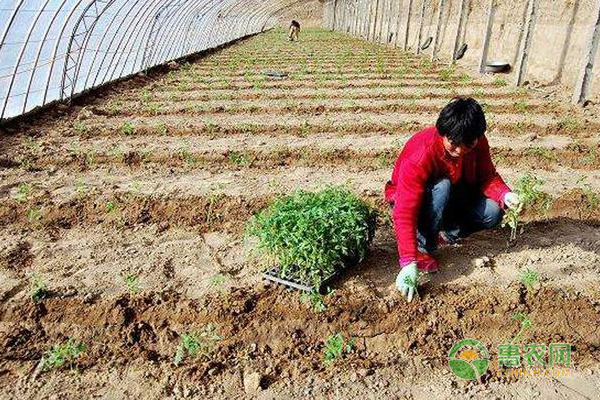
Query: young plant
[[174, 325, 221, 366], [514, 100, 529, 113], [105, 200, 117, 213], [323, 332, 354, 365], [246, 187, 377, 287], [492, 77, 508, 87], [27, 208, 42, 225], [519, 268, 539, 290], [439, 65, 455, 81], [228, 151, 251, 166], [516, 173, 552, 215], [17, 182, 31, 202], [403, 272, 422, 300], [39, 338, 86, 372], [31, 274, 48, 302], [178, 141, 195, 166], [299, 290, 332, 313], [576, 176, 600, 218], [73, 121, 89, 136], [510, 313, 532, 344], [121, 122, 135, 136], [209, 273, 227, 289], [124, 273, 140, 297], [75, 179, 88, 197], [501, 207, 520, 242]]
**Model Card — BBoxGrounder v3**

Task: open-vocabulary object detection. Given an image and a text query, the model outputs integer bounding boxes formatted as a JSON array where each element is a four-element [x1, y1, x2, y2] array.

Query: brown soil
[[2, 27, 600, 399], [2, 284, 599, 399]]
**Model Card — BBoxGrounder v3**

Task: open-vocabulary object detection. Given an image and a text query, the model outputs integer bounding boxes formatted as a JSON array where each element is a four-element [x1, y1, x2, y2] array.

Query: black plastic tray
[[263, 265, 343, 293]]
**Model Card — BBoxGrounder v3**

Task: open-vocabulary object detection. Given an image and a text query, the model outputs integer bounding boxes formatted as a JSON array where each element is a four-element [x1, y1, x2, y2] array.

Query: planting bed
[[1, 28, 600, 398]]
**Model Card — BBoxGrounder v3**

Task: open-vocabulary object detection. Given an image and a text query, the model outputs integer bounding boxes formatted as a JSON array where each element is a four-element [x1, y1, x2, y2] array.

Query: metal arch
[[21, 0, 72, 116], [86, 0, 163, 87], [118, 0, 188, 79], [0, 1, 26, 48], [1, 0, 325, 121], [117, 0, 208, 80], [82, 0, 147, 89], [93, 0, 168, 86], [1, 0, 53, 119], [42, 0, 90, 105], [141, 0, 189, 69], [150, 0, 230, 66], [180, 2, 220, 55], [128, 0, 197, 74], [148, 0, 216, 67], [61, 0, 118, 100]]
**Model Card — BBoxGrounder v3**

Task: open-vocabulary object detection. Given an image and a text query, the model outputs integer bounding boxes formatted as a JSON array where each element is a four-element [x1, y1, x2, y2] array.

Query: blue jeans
[[417, 178, 503, 253]]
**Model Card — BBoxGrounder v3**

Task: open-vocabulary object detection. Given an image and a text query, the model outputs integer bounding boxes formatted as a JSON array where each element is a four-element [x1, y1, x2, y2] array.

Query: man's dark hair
[[435, 97, 486, 146]]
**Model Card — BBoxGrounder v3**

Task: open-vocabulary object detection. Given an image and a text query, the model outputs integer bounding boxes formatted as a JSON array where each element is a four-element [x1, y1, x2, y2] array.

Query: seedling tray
[[263, 266, 342, 293], [264, 70, 289, 79]]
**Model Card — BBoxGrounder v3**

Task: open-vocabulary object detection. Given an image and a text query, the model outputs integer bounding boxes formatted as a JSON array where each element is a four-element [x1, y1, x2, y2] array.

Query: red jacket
[[384, 127, 510, 262]]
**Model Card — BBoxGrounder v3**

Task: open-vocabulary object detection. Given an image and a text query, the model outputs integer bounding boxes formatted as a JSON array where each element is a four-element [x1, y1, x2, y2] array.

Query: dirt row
[[92, 98, 557, 118], [117, 86, 528, 102], [1, 185, 598, 235], [7, 140, 600, 176], [1, 283, 599, 398]]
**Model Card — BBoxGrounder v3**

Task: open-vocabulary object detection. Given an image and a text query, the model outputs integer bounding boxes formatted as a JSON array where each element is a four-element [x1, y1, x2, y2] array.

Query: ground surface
[[1, 28, 600, 399]]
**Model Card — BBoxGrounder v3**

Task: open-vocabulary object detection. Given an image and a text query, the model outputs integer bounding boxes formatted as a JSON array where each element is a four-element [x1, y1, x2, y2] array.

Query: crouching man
[[384, 97, 522, 302], [289, 20, 300, 41]]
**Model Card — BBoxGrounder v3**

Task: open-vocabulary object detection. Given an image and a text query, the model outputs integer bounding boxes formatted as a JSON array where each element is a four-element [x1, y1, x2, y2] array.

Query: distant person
[[385, 97, 522, 302], [289, 20, 300, 41]]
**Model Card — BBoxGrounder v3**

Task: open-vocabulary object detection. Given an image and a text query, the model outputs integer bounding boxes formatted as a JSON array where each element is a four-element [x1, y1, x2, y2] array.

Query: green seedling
[[27, 208, 42, 225], [206, 192, 223, 225], [146, 103, 162, 115], [228, 151, 251, 166], [105, 201, 117, 213], [439, 65, 455, 81], [558, 117, 581, 133], [31, 274, 48, 302], [121, 122, 135, 136], [300, 290, 332, 313], [510, 313, 532, 344], [155, 123, 168, 135], [458, 73, 472, 83], [323, 332, 354, 365], [25, 137, 41, 154], [514, 100, 529, 113], [73, 121, 89, 136], [247, 186, 377, 287], [139, 89, 152, 104], [109, 144, 124, 162], [209, 274, 227, 289], [178, 142, 195, 166], [501, 207, 520, 242], [492, 77, 508, 87], [516, 173, 552, 215], [75, 179, 87, 197], [124, 273, 140, 297], [39, 338, 86, 372], [174, 325, 221, 366], [17, 182, 31, 202], [576, 176, 600, 218], [519, 268, 539, 290]]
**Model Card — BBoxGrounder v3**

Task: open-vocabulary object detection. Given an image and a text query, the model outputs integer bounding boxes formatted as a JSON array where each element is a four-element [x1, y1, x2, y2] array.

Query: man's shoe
[[417, 252, 439, 273]]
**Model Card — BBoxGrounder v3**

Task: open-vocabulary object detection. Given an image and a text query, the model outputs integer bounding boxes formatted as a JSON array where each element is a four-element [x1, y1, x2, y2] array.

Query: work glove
[[396, 262, 419, 302], [504, 192, 522, 211]]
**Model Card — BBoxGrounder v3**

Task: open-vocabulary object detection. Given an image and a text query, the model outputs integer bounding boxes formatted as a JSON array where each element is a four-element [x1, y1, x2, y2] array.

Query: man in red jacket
[[384, 97, 521, 301]]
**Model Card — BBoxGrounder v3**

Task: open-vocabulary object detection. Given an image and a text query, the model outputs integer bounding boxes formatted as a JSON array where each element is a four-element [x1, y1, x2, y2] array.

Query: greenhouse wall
[[323, 0, 600, 104]]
